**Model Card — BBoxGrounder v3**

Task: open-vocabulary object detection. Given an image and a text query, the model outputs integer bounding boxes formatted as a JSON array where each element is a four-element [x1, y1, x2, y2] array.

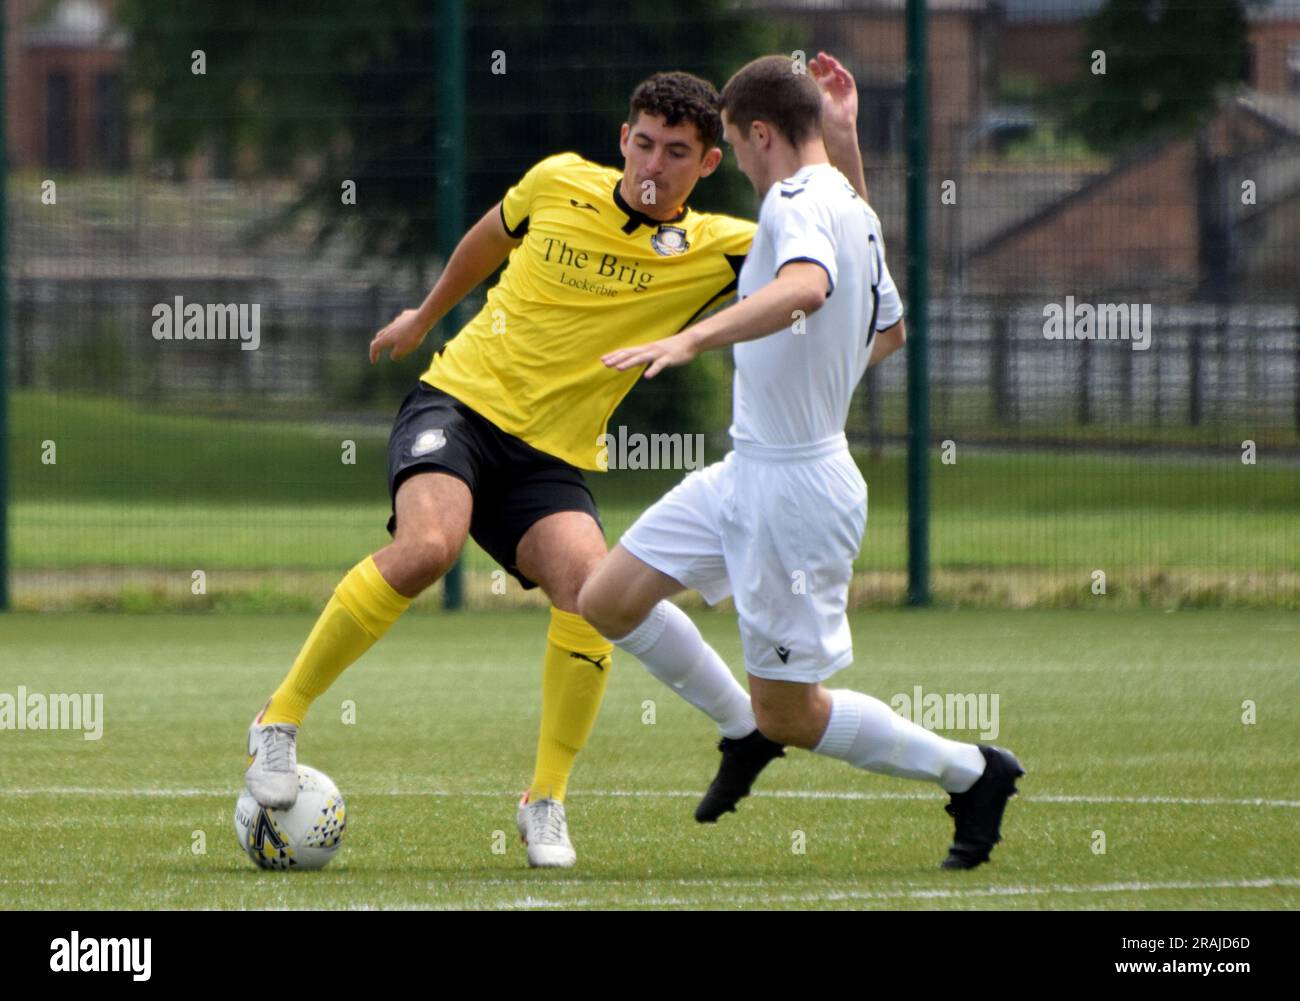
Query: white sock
[[612, 601, 756, 739], [813, 689, 986, 793]]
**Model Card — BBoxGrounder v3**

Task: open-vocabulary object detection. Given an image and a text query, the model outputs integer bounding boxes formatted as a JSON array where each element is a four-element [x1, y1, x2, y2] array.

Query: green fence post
[[437, 0, 465, 610], [0, 0, 10, 612], [905, 0, 931, 607]]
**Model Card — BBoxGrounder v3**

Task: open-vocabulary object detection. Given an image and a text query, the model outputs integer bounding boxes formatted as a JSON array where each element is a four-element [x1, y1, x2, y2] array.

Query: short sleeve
[[873, 232, 903, 330], [500, 154, 576, 238], [710, 214, 757, 258], [770, 194, 838, 296]]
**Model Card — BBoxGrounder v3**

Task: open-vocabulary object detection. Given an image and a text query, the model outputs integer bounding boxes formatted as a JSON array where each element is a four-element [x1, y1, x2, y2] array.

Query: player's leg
[[579, 458, 761, 742], [578, 459, 782, 821], [246, 382, 480, 809], [747, 673, 984, 779], [372, 473, 473, 595], [579, 544, 757, 742], [245, 471, 472, 808], [575, 541, 682, 637], [262, 471, 471, 728], [264, 470, 471, 723], [738, 555, 1025, 870], [747, 673, 1023, 869], [515, 509, 613, 807], [733, 449, 1022, 868], [492, 508, 607, 868]]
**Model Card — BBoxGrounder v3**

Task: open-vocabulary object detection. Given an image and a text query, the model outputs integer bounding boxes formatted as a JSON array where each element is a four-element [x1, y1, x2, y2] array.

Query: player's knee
[[395, 530, 461, 586], [542, 571, 586, 616], [575, 581, 609, 633], [576, 580, 624, 639]]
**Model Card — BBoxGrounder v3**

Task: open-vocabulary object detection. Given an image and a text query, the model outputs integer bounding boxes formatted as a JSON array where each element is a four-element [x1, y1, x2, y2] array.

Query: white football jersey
[[730, 162, 903, 448]]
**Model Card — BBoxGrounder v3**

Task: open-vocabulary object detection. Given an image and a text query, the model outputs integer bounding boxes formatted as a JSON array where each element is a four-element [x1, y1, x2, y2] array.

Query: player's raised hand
[[369, 308, 431, 363], [810, 51, 858, 138], [602, 333, 698, 379]]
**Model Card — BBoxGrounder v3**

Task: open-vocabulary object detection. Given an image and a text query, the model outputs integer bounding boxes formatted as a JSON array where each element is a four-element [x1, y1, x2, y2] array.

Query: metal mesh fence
[[4, 0, 1298, 610]]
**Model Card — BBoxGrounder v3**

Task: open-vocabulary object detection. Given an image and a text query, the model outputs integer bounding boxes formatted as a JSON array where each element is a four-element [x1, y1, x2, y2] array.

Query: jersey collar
[[612, 181, 688, 234]]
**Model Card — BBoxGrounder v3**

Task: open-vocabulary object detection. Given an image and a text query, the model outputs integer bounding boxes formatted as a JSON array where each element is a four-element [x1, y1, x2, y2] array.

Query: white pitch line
[[495, 877, 1300, 910], [1028, 793, 1300, 809], [1, 787, 1298, 808]]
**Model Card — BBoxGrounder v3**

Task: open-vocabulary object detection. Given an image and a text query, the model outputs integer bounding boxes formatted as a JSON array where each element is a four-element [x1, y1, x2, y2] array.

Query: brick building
[[1001, 0, 1300, 94], [6, 0, 127, 172], [968, 90, 1300, 300], [750, 0, 999, 168]]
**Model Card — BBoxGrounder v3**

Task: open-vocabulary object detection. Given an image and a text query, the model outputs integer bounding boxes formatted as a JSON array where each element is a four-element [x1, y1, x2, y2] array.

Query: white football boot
[[516, 793, 577, 868], [245, 704, 299, 810]]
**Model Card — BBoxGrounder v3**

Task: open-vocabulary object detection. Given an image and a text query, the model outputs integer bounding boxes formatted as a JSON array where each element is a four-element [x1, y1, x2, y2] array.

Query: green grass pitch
[[1, 608, 1296, 910], [8, 391, 1298, 585]]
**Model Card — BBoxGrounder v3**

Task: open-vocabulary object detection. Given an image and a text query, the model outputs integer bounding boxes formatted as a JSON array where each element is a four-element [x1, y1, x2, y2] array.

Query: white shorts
[[619, 434, 867, 683]]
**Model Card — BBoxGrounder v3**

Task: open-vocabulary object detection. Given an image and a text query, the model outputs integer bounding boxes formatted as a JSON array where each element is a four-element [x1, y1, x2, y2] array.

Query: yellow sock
[[261, 556, 411, 726], [528, 607, 613, 804]]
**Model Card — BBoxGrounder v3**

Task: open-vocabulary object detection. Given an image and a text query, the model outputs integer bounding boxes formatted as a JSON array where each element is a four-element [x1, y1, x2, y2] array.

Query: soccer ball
[[233, 765, 346, 871]]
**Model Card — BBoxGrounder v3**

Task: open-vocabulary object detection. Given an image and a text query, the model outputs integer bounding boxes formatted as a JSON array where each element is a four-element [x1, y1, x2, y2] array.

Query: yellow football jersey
[[421, 152, 755, 471]]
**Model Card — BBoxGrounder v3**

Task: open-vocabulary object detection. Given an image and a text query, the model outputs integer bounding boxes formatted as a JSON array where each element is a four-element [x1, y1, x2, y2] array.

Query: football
[[233, 765, 346, 871]]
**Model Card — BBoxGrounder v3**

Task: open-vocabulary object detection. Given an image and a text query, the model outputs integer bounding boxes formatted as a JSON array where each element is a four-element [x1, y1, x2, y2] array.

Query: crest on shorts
[[410, 428, 446, 457], [650, 225, 689, 256]]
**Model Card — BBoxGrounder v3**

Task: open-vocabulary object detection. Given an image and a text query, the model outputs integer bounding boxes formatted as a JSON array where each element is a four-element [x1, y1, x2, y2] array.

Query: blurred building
[[4, 0, 1295, 443], [6, 0, 1298, 305], [745, 0, 1300, 303], [969, 0, 1300, 302], [750, 0, 1000, 168], [966, 91, 1300, 300], [1002, 0, 1300, 94], [6, 0, 128, 172]]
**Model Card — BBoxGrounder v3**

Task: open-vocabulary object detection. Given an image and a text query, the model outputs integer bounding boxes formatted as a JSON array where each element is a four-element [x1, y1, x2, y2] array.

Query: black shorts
[[386, 382, 602, 589]]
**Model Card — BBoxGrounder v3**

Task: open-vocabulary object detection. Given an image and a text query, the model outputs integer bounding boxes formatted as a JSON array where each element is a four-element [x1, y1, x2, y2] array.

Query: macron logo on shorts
[[775, 645, 791, 664], [411, 428, 446, 457]]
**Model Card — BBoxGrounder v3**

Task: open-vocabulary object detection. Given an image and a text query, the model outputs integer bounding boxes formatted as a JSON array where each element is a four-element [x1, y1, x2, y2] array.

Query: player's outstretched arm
[[369, 202, 522, 363], [810, 52, 868, 202], [603, 261, 829, 378]]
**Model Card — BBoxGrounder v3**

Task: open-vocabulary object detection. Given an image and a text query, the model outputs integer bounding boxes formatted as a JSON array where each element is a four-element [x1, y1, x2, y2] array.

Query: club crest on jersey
[[410, 428, 446, 457], [650, 225, 689, 256]]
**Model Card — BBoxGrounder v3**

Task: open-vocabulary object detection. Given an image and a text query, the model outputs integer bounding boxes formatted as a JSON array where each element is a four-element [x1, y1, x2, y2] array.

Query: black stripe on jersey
[[612, 182, 688, 234], [501, 202, 529, 239], [678, 252, 746, 330], [866, 233, 881, 349], [777, 256, 834, 297]]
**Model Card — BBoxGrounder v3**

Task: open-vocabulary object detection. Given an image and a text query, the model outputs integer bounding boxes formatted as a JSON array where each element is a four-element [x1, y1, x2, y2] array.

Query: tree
[[116, 1, 794, 424], [1057, 0, 1251, 154], [117, 0, 788, 269]]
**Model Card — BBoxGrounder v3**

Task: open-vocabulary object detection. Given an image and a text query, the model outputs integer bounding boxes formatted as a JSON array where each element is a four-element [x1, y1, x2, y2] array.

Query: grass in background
[[9, 392, 1296, 599]]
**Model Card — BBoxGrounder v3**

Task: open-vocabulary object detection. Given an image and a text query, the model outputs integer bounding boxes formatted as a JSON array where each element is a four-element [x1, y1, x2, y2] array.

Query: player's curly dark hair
[[627, 71, 723, 151]]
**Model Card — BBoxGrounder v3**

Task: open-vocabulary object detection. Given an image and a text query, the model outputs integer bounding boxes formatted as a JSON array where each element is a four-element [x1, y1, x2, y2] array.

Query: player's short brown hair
[[721, 55, 823, 147], [628, 71, 723, 151]]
